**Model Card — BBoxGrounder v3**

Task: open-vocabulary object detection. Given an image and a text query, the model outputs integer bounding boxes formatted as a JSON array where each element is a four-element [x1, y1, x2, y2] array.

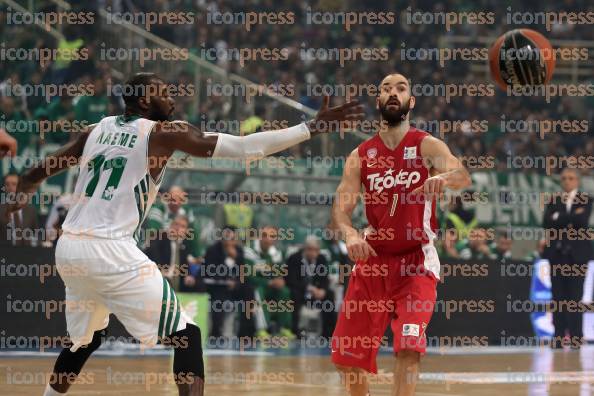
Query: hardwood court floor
[[1, 348, 594, 395]]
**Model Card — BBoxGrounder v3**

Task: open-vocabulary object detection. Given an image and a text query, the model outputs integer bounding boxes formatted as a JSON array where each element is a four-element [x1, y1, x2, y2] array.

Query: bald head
[[304, 235, 320, 248], [167, 185, 187, 212], [304, 235, 321, 261], [379, 73, 410, 89]]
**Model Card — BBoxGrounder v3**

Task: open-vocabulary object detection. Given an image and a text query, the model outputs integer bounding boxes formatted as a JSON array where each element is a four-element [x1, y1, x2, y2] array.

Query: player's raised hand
[[411, 175, 447, 201], [345, 233, 377, 262], [306, 95, 365, 134], [0, 128, 17, 157]]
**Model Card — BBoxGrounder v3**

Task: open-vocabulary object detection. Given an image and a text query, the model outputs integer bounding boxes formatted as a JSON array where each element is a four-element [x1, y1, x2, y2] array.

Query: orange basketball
[[488, 29, 555, 90]]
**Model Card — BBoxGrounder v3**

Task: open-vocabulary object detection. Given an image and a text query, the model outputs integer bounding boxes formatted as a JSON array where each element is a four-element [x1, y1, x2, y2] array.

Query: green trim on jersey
[[133, 186, 143, 242], [133, 174, 151, 242], [116, 114, 142, 126]]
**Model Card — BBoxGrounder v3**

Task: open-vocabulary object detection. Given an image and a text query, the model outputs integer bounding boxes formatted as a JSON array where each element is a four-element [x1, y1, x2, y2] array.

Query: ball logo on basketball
[[488, 29, 556, 90]]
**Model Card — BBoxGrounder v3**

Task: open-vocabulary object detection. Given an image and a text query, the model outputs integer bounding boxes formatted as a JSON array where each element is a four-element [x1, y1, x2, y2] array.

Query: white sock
[[43, 384, 66, 396]]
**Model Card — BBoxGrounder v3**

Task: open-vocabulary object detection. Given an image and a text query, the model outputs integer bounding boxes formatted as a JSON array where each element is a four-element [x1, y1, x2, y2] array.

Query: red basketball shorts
[[331, 246, 438, 373]]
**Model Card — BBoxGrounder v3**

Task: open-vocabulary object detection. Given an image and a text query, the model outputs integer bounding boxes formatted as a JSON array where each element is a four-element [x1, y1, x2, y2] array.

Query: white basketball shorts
[[55, 233, 194, 352]]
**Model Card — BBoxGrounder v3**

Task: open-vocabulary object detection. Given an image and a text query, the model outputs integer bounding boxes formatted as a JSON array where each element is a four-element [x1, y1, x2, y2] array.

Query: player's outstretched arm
[[150, 96, 365, 159], [331, 149, 377, 262], [415, 136, 472, 199], [6, 126, 93, 215]]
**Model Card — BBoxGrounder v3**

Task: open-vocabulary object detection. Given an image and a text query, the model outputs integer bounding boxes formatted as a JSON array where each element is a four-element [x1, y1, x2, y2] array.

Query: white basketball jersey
[[62, 115, 165, 241]]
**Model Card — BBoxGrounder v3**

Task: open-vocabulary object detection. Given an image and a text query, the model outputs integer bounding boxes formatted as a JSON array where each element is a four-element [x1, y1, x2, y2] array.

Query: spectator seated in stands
[[456, 228, 495, 260], [145, 185, 200, 253], [0, 172, 39, 247], [489, 227, 513, 262], [41, 95, 75, 144], [445, 195, 478, 240], [244, 225, 295, 340], [145, 214, 203, 293], [286, 236, 337, 339], [43, 193, 75, 247], [202, 226, 255, 338], [525, 239, 546, 262], [442, 195, 477, 258], [320, 233, 350, 317], [73, 74, 110, 124], [0, 97, 29, 148]]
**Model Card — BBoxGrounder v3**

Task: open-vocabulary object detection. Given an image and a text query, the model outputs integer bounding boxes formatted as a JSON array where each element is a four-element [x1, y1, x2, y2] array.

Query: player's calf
[[171, 324, 205, 396], [334, 363, 370, 396], [393, 350, 420, 396], [43, 328, 107, 395]]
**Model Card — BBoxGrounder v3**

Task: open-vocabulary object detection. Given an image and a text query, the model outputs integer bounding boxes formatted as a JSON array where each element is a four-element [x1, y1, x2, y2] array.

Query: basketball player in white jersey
[[7, 72, 364, 396]]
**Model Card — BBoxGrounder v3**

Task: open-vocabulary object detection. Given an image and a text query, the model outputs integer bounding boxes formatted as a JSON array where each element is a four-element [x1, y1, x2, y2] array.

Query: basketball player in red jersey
[[331, 73, 472, 396]]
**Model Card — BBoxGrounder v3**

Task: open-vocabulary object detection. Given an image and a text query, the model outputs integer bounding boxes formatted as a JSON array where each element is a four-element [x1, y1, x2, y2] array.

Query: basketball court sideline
[[2, 346, 593, 395]]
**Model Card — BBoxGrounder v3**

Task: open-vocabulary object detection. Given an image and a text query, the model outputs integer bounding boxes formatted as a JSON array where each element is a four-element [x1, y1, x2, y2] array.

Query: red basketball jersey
[[357, 127, 438, 255]]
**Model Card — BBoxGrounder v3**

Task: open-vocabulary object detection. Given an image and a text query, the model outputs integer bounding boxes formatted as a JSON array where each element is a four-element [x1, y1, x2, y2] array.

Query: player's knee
[[334, 363, 356, 373], [78, 328, 107, 354], [335, 364, 367, 386], [396, 349, 421, 361]]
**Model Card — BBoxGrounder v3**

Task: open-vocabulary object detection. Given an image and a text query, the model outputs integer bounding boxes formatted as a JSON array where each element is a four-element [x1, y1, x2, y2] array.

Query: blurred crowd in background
[[0, 0, 590, 338], [1, 0, 593, 161], [0, 172, 518, 340]]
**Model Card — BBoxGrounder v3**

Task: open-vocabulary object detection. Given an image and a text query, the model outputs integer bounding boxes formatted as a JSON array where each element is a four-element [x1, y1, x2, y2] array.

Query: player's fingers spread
[[411, 186, 423, 195], [321, 95, 330, 110], [346, 247, 355, 261], [346, 107, 365, 115], [352, 244, 363, 260], [424, 182, 434, 200], [345, 113, 365, 120], [347, 105, 365, 116], [347, 246, 359, 261], [336, 103, 362, 115], [367, 243, 378, 257], [435, 179, 444, 198], [428, 180, 436, 196], [423, 181, 430, 195], [435, 178, 443, 191], [339, 99, 360, 109], [359, 244, 369, 261], [348, 104, 364, 112], [356, 244, 367, 260]]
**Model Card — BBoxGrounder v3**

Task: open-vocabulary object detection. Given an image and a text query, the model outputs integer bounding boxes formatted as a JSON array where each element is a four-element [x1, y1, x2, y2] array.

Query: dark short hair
[[122, 72, 161, 108], [222, 225, 237, 233]]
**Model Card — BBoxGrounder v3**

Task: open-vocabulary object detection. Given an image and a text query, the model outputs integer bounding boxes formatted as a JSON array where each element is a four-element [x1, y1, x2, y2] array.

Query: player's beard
[[379, 97, 411, 127], [148, 105, 173, 122]]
